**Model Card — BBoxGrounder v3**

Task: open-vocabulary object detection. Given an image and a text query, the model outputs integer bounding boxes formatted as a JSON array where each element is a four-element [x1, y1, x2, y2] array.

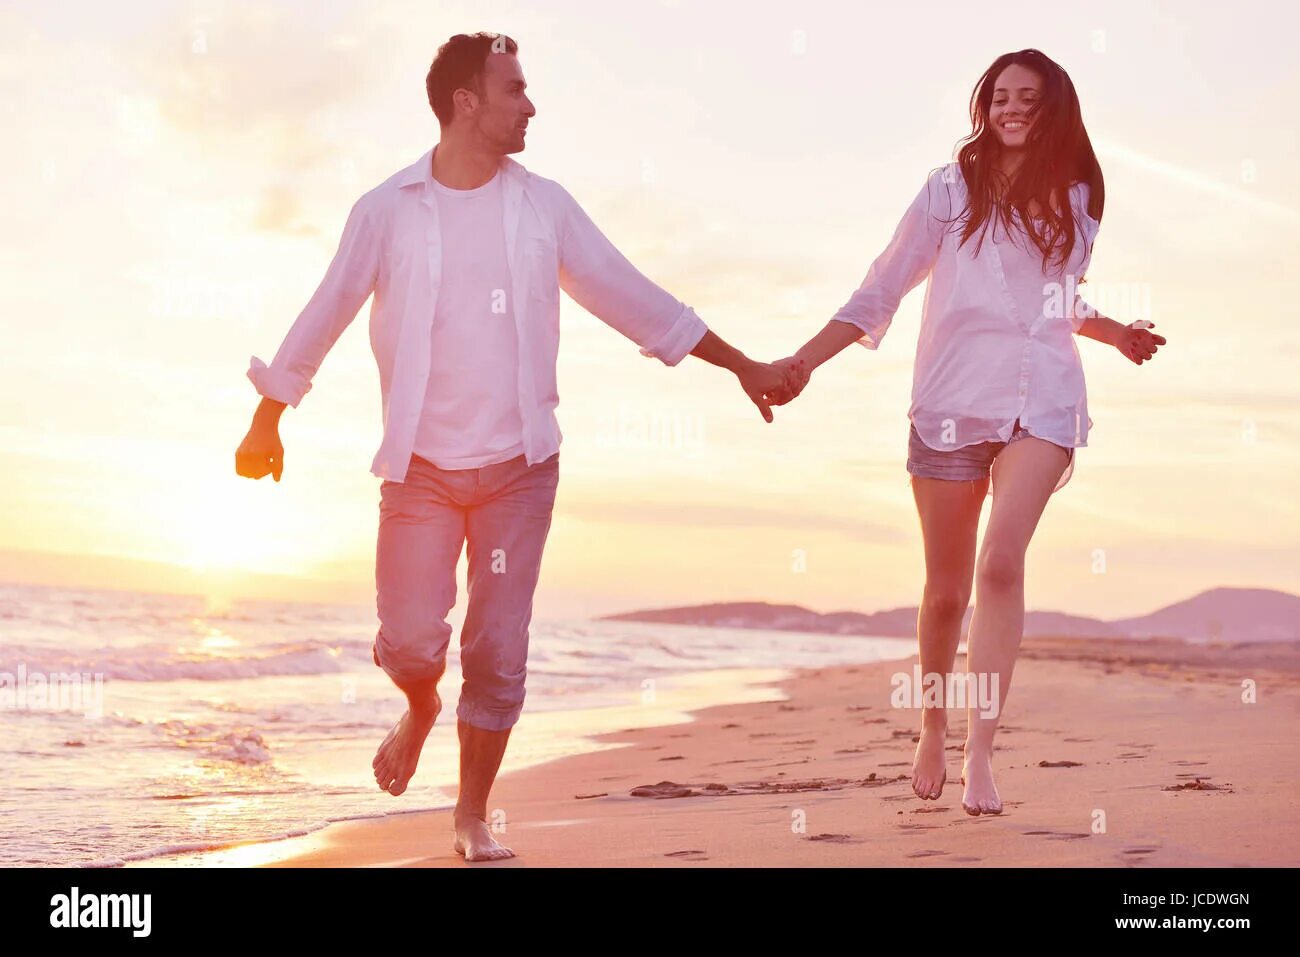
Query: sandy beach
[[167, 634, 1300, 868]]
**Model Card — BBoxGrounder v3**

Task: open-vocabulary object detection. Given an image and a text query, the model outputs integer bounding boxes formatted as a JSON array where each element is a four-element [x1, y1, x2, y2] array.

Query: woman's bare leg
[[909, 475, 987, 799], [962, 437, 1069, 814]]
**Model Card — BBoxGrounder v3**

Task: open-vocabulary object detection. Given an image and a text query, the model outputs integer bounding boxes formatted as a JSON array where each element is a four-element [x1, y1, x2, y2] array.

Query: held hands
[[736, 356, 811, 422], [768, 356, 811, 403], [1117, 320, 1166, 365]]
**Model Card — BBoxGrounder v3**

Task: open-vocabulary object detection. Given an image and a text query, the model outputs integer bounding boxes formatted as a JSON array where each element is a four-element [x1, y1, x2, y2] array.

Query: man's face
[[469, 52, 535, 154]]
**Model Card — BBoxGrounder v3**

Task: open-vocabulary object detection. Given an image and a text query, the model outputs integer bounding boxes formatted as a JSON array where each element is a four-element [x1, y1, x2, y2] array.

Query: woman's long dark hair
[[949, 49, 1104, 273]]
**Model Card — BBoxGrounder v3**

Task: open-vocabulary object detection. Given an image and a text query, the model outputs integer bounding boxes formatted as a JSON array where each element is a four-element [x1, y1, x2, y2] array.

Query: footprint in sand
[[665, 849, 708, 860], [906, 849, 949, 858], [806, 833, 860, 843], [630, 774, 904, 800], [658, 755, 685, 761], [1163, 777, 1231, 792], [630, 781, 695, 798], [1024, 830, 1089, 840], [1037, 760, 1084, 768]]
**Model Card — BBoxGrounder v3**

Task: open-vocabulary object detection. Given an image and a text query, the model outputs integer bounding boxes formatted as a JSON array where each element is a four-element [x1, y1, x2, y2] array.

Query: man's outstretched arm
[[555, 184, 792, 420], [237, 194, 380, 481], [246, 195, 381, 408]]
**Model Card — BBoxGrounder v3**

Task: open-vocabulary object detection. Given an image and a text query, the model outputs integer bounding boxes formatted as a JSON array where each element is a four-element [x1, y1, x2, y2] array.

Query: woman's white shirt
[[830, 162, 1101, 494]]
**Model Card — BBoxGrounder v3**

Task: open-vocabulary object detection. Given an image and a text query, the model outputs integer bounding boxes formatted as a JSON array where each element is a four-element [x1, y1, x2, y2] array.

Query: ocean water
[[0, 581, 916, 867]]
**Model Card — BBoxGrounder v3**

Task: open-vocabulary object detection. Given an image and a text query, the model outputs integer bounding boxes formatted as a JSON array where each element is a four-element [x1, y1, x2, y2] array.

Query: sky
[[1, 0, 1298, 621]]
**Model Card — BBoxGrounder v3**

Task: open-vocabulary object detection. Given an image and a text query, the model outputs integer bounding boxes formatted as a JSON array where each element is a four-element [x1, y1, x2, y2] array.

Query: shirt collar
[[397, 144, 525, 191]]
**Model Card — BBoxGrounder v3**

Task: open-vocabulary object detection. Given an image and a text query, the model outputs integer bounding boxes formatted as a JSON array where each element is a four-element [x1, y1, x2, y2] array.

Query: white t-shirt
[[831, 163, 1099, 494], [412, 169, 526, 469]]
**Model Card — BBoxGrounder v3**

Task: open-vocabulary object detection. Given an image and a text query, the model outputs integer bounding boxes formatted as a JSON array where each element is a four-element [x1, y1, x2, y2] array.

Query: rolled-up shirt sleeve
[[830, 168, 949, 349], [1069, 183, 1102, 334], [1070, 288, 1098, 333], [247, 194, 380, 407], [556, 184, 708, 366]]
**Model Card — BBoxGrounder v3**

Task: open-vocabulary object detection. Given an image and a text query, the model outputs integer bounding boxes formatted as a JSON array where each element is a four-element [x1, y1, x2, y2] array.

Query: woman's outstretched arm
[[769, 168, 951, 401], [1074, 296, 1168, 365], [765, 320, 867, 403], [797, 319, 871, 371]]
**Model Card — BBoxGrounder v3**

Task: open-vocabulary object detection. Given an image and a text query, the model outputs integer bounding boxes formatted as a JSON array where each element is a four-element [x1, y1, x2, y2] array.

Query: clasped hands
[[736, 355, 812, 422]]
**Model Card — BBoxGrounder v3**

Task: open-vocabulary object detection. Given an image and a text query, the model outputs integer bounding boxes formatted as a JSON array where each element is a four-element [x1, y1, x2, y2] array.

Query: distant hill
[[1109, 588, 1300, 643], [599, 587, 1300, 643]]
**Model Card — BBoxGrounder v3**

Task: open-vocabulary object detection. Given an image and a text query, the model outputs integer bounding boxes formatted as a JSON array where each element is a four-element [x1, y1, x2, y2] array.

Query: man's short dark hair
[[426, 32, 518, 126]]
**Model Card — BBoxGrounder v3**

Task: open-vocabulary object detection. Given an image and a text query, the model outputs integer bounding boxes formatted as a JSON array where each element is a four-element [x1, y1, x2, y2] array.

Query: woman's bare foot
[[372, 694, 441, 796], [911, 720, 948, 800], [960, 749, 1003, 815], [453, 813, 515, 862]]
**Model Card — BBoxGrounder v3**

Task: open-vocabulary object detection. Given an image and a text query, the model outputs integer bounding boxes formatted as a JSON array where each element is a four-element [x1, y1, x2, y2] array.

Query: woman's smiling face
[[989, 63, 1043, 150]]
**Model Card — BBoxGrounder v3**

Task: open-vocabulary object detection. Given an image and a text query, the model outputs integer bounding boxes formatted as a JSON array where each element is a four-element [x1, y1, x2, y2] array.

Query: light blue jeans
[[373, 450, 560, 731]]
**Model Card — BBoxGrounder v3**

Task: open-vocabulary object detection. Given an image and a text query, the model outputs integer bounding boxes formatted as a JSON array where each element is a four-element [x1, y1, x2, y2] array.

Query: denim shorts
[[906, 418, 1072, 482]]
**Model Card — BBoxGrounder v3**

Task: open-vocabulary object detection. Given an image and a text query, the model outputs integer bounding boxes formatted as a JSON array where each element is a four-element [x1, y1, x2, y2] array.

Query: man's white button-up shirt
[[249, 145, 710, 483]]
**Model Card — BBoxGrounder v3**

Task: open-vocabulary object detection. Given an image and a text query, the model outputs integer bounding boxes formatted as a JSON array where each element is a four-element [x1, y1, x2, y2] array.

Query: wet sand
[[161, 635, 1300, 867]]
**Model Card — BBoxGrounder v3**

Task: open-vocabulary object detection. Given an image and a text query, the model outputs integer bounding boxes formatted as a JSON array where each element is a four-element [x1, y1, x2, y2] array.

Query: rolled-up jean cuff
[[456, 698, 523, 732], [375, 652, 447, 686]]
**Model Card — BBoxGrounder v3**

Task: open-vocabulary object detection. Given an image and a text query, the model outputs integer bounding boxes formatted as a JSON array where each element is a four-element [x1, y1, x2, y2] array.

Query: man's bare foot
[[960, 749, 1003, 816], [372, 695, 440, 796], [452, 813, 515, 862], [911, 721, 948, 800]]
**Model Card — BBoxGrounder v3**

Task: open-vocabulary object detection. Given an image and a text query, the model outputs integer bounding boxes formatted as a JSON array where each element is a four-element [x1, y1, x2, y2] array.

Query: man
[[235, 32, 795, 862]]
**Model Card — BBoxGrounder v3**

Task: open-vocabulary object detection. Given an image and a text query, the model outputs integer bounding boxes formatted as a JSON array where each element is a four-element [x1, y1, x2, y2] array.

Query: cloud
[[112, 3, 409, 235], [124, 5, 382, 152]]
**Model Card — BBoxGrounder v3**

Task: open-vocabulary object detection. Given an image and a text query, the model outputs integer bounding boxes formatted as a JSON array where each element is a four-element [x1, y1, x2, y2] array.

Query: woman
[[772, 49, 1165, 815]]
